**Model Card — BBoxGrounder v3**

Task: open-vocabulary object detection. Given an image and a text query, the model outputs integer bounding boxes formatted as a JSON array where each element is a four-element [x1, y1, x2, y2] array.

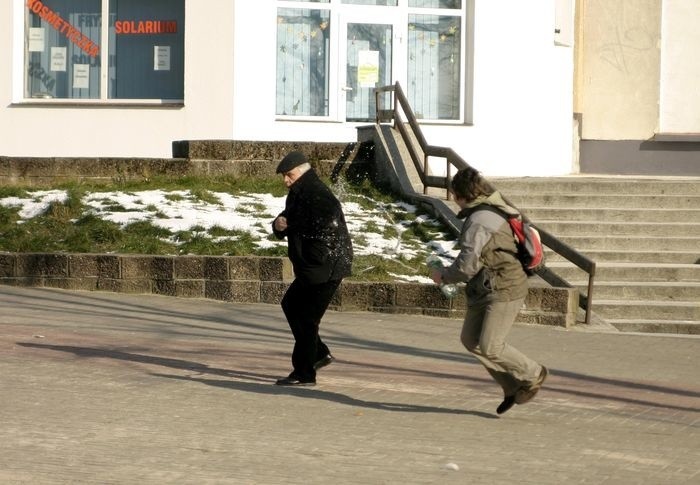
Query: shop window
[[276, 8, 331, 117], [25, 0, 101, 99], [109, 0, 184, 99], [408, 14, 461, 120], [275, 0, 468, 122], [24, 0, 184, 101]]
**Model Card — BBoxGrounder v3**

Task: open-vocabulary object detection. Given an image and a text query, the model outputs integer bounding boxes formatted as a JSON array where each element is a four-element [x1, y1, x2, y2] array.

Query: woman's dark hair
[[450, 167, 494, 202]]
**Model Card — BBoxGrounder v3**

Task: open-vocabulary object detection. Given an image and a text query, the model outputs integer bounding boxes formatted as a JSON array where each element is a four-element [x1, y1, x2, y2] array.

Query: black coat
[[272, 169, 353, 285]]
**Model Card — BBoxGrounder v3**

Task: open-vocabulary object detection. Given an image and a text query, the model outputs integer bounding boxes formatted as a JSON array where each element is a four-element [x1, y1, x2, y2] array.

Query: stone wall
[[0, 252, 578, 327], [0, 140, 371, 186]]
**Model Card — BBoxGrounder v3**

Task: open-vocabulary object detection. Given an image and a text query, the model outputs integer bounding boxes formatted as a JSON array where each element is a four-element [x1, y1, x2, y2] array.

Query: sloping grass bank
[[0, 175, 458, 282]]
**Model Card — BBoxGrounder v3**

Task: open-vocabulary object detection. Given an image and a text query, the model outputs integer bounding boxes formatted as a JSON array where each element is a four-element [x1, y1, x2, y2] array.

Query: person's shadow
[[17, 342, 495, 418], [152, 372, 496, 418]]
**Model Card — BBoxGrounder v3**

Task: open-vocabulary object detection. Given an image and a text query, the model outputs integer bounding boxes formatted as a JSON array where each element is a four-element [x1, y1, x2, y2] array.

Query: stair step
[[522, 207, 700, 223], [535, 221, 700, 237], [491, 176, 700, 195], [546, 262, 700, 282], [605, 319, 700, 335], [570, 281, 700, 300], [547, 235, 700, 252], [507, 194, 700, 209], [593, 300, 700, 321], [546, 250, 699, 264]]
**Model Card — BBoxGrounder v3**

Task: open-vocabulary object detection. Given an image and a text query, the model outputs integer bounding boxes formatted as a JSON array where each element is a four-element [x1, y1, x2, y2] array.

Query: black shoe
[[275, 375, 316, 386], [314, 354, 335, 371], [496, 395, 516, 415], [515, 365, 548, 404]]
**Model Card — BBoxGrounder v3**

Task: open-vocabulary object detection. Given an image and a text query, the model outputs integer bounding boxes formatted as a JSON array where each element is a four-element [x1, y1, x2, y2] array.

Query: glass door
[[340, 16, 402, 122]]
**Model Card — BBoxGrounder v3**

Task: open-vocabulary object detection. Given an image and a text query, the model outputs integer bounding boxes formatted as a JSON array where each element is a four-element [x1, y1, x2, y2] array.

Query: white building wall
[[1, 0, 574, 176], [422, 0, 575, 176], [659, 0, 700, 134]]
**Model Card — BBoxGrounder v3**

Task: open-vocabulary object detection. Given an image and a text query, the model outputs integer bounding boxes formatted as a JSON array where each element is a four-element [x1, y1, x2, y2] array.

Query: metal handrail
[[375, 82, 596, 324]]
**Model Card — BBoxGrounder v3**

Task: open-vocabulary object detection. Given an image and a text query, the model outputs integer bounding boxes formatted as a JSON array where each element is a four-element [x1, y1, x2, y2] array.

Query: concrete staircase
[[361, 123, 699, 334], [491, 177, 700, 334]]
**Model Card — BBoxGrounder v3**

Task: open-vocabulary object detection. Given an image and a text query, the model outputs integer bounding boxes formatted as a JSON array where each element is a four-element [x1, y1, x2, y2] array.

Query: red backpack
[[473, 205, 545, 276]]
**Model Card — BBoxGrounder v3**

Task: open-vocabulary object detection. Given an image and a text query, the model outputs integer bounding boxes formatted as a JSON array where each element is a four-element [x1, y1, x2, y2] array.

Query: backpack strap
[[462, 203, 522, 258], [459, 203, 513, 222]]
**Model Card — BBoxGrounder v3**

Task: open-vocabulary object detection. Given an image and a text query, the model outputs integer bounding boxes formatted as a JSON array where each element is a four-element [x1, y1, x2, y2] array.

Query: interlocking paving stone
[[1, 286, 698, 484]]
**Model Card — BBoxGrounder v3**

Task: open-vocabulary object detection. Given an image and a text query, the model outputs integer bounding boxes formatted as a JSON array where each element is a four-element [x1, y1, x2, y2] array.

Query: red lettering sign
[[115, 20, 178, 35], [26, 0, 100, 58]]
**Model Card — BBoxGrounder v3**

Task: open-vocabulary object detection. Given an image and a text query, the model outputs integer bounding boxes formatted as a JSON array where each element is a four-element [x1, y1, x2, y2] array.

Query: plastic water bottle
[[426, 254, 459, 299]]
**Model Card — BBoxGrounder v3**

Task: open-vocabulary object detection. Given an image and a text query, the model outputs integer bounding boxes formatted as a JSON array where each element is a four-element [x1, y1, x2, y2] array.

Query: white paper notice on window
[[154, 46, 171, 71], [51, 47, 66, 71], [29, 28, 45, 52], [50, 47, 67, 72], [358, 50, 379, 88], [73, 64, 90, 89]]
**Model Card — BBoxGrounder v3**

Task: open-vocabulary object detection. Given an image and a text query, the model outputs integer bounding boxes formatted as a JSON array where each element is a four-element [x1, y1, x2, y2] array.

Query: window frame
[[275, 0, 470, 124], [406, 7, 466, 123], [275, 5, 335, 120], [18, 0, 185, 106]]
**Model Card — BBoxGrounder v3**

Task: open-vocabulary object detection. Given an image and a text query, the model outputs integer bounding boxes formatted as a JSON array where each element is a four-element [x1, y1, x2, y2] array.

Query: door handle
[[341, 86, 353, 91]]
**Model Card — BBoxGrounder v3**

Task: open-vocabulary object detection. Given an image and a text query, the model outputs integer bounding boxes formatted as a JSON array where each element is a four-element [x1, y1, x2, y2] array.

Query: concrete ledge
[[0, 157, 193, 186], [0, 252, 579, 327], [0, 141, 372, 185], [171, 140, 353, 161]]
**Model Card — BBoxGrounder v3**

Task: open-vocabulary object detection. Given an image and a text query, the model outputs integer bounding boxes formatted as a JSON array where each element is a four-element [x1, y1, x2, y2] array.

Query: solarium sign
[[115, 19, 178, 35]]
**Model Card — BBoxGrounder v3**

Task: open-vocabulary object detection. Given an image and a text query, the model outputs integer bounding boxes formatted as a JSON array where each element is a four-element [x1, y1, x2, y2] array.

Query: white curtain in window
[[276, 8, 330, 116]]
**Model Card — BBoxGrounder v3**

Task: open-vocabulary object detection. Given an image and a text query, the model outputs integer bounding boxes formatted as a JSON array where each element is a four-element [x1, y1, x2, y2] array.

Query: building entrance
[[341, 17, 401, 121]]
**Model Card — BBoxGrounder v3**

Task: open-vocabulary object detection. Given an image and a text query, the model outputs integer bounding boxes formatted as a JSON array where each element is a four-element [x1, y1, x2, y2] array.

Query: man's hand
[[274, 216, 288, 232]]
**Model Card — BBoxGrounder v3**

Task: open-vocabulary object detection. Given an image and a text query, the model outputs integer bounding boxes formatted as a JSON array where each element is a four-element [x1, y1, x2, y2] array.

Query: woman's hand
[[430, 268, 443, 284]]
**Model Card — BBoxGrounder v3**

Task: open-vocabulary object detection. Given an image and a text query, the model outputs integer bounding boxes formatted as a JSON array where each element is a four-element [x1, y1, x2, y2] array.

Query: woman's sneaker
[[515, 366, 548, 405], [496, 395, 517, 415]]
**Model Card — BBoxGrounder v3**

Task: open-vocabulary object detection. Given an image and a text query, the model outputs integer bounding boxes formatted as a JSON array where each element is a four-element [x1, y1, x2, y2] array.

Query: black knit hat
[[276, 151, 308, 174]]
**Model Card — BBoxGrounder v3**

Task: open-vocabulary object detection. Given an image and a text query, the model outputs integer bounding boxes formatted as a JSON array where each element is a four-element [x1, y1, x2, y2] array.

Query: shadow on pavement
[[18, 341, 700, 414], [16, 342, 277, 383], [16, 341, 491, 417], [152, 373, 496, 418]]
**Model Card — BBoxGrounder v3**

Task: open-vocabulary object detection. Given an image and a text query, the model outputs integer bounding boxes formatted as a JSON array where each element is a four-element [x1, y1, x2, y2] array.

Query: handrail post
[[446, 158, 452, 200], [585, 265, 596, 324], [393, 102, 398, 130], [423, 154, 429, 195], [375, 89, 380, 124]]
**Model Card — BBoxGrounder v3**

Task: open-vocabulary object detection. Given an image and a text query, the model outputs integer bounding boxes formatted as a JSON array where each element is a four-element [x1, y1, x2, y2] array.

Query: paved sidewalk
[[1, 286, 698, 484]]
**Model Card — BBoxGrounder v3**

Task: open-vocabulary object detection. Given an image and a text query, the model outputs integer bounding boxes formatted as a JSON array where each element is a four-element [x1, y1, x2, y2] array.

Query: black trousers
[[281, 278, 341, 381]]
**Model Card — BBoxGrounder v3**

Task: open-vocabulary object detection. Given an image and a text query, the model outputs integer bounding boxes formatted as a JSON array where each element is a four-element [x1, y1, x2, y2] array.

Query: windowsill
[[273, 116, 471, 126], [653, 133, 700, 142], [12, 99, 185, 108], [275, 116, 344, 123], [417, 119, 472, 127]]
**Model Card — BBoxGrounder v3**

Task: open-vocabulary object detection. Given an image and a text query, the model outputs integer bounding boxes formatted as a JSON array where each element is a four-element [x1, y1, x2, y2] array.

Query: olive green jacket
[[441, 191, 528, 303]]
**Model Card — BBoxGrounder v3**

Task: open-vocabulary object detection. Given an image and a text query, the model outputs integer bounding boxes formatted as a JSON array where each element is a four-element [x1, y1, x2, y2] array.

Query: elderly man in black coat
[[272, 151, 353, 386]]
